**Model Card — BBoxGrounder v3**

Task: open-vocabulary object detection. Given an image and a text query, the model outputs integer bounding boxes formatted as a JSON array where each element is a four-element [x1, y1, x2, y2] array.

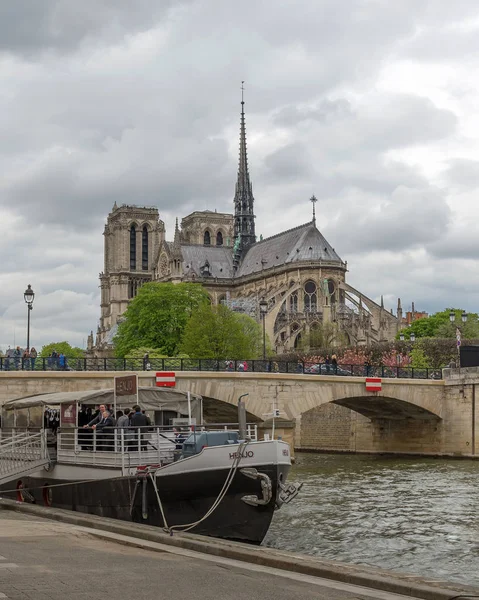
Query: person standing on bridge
[[30, 347, 37, 371], [331, 354, 338, 374]]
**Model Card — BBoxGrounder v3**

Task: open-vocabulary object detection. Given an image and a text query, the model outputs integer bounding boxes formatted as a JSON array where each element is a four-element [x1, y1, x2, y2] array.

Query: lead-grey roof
[[237, 221, 343, 277], [181, 244, 234, 279]]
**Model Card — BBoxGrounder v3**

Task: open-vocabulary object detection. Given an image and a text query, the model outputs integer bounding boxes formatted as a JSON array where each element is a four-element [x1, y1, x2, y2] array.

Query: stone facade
[[90, 204, 165, 355], [90, 99, 404, 356]]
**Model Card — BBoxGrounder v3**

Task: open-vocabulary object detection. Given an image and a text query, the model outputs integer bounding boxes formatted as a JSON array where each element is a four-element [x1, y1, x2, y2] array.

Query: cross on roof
[[310, 195, 318, 224]]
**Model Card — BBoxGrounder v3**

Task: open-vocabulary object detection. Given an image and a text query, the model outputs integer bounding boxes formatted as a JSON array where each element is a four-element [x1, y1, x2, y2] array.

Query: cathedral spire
[[233, 82, 256, 269]]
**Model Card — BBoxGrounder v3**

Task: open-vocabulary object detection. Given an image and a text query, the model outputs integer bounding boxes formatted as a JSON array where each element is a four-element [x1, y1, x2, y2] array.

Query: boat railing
[[56, 423, 258, 473], [0, 429, 50, 485]]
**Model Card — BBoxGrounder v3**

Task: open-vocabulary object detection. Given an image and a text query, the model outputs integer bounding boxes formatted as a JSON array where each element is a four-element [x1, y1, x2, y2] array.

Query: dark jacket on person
[[87, 410, 102, 427], [95, 416, 114, 431], [130, 411, 149, 428]]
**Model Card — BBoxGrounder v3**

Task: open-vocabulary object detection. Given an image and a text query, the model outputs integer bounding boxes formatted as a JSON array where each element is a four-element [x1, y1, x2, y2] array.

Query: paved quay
[[0, 509, 443, 600]]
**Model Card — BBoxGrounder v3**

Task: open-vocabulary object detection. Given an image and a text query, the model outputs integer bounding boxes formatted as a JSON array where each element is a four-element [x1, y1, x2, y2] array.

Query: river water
[[264, 453, 479, 586]]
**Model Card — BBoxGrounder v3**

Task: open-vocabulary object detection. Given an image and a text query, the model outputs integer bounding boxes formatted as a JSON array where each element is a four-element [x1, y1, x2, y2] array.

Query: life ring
[[16, 480, 24, 502], [42, 484, 52, 507]]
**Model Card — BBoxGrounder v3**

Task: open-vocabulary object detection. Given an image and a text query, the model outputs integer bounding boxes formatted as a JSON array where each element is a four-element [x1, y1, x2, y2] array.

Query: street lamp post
[[24, 284, 35, 351], [450, 310, 468, 367], [259, 298, 268, 360]]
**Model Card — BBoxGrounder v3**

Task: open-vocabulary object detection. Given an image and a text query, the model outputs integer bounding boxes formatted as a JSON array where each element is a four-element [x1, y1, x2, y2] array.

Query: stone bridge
[[0, 368, 477, 457]]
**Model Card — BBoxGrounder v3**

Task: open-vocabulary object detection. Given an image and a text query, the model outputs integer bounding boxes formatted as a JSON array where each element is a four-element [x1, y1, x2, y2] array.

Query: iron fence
[[0, 356, 443, 380]]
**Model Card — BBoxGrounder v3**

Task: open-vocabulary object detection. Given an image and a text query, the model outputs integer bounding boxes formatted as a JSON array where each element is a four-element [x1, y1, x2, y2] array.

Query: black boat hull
[[4, 462, 288, 544]]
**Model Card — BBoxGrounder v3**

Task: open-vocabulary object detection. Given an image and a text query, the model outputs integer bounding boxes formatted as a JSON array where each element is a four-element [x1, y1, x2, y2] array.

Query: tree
[[397, 308, 479, 340], [114, 283, 209, 357], [40, 341, 84, 358], [180, 304, 265, 359], [409, 346, 429, 368]]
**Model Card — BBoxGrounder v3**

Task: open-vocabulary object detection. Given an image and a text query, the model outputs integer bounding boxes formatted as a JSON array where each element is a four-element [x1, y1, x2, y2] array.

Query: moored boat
[[0, 387, 300, 543]]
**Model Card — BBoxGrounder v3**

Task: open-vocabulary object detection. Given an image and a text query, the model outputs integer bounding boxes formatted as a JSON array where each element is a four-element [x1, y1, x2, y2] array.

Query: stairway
[[0, 431, 50, 486]]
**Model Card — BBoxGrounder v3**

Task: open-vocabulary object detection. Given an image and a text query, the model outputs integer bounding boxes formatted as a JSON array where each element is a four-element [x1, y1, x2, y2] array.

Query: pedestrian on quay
[[59, 352, 66, 370], [13, 346, 21, 370], [30, 347, 37, 371], [325, 355, 331, 373]]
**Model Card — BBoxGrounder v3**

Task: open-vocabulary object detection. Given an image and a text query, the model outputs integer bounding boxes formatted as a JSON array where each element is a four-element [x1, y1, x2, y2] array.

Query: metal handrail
[[0, 356, 443, 379], [56, 423, 258, 474], [0, 430, 49, 484]]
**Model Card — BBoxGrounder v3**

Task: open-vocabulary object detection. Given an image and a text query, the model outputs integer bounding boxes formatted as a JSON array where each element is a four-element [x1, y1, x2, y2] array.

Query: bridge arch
[[331, 395, 442, 421]]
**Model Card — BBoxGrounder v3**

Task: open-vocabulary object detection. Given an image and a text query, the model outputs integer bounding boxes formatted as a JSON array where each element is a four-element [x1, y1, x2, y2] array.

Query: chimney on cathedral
[[233, 82, 256, 269]]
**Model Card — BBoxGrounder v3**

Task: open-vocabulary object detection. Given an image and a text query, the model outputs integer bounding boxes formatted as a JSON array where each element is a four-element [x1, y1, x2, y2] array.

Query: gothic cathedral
[[88, 97, 404, 356]]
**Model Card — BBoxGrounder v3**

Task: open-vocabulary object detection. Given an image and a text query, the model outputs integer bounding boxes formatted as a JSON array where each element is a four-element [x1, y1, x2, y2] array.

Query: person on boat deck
[[94, 410, 114, 451], [83, 404, 107, 428], [116, 408, 130, 428], [130, 405, 149, 451]]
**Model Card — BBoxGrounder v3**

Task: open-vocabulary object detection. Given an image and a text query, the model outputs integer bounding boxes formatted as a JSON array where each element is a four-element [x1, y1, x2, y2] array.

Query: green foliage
[[124, 347, 168, 359], [180, 304, 265, 359], [40, 341, 84, 358], [397, 308, 479, 340], [114, 283, 210, 357], [409, 345, 429, 368]]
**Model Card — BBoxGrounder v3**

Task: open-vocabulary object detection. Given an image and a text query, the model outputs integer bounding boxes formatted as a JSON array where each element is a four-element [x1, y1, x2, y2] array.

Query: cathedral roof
[[237, 221, 344, 277], [181, 244, 234, 279]]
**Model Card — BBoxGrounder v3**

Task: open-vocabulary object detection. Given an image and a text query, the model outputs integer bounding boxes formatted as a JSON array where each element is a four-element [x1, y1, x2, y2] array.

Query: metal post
[[262, 313, 266, 360], [26, 304, 31, 352], [237, 393, 249, 440], [456, 326, 461, 367], [187, 391, 192, 426]]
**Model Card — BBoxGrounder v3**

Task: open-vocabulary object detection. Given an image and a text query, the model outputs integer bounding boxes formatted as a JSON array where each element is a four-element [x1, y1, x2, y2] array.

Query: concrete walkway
[[0, 509, 449, 600]]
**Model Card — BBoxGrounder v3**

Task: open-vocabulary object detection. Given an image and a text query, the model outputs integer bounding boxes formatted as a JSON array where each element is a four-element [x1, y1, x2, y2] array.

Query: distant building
[[88, 96, 406, 356], [403, 302, 428, 326]]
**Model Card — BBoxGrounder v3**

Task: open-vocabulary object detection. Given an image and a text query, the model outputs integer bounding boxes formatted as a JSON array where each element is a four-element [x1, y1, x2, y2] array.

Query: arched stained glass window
[[304, 280, 317, 312], [204, 230, 211, 246], [216, 231, 223, 246], [130, 225, 136, 271], [142, 226, 148, 270]]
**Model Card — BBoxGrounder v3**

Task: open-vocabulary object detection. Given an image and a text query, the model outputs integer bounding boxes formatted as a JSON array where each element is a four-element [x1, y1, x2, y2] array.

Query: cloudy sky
[[1, 0, 479, 350]]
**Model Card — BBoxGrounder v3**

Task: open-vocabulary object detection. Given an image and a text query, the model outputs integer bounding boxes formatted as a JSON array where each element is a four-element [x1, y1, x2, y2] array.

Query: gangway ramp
[[0, 431, 50, 486]]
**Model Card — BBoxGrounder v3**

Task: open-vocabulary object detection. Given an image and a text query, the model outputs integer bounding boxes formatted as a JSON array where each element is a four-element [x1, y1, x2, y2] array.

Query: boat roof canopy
[[2, 387, 202, 414]]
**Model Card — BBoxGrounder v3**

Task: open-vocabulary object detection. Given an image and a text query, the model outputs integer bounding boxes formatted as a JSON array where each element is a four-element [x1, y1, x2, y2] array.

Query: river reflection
[[264, 453, 479, 586]]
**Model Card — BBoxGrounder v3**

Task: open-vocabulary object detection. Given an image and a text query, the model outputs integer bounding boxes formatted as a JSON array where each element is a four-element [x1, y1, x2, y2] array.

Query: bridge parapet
[[443, 366, 479, 385]]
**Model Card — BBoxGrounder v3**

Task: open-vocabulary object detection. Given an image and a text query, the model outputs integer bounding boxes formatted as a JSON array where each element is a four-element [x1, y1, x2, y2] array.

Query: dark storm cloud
[[0, 1, 182, 55]]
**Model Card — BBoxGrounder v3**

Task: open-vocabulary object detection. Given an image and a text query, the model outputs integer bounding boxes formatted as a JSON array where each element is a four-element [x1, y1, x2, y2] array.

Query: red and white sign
[[155, 372, 176, 387], [365, 377, 382, 392]]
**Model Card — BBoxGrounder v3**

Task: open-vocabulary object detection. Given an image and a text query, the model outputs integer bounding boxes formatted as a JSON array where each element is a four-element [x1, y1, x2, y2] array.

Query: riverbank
[[1, 498, 477, 600]]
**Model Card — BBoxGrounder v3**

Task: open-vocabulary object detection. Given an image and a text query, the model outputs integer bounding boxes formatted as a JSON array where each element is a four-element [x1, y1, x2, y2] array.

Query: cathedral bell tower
[[233, 83, 256, 269]]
